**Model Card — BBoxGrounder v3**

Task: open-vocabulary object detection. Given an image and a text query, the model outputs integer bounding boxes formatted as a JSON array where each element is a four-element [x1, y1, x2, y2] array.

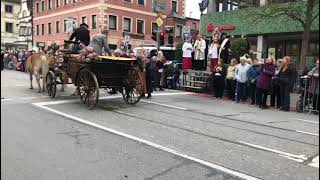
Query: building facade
[[33, 0, 189, 49], [202, 0, 319, 69], [15, 0, 33, 50], [1, 0, 21, 50]]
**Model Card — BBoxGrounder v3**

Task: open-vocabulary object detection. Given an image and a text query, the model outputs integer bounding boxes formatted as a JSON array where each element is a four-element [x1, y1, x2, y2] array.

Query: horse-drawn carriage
[[46, 40, 143, 109]]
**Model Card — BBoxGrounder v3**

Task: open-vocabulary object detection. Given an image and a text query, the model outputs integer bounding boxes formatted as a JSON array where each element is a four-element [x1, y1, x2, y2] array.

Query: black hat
[[80, 23, 89, 28]]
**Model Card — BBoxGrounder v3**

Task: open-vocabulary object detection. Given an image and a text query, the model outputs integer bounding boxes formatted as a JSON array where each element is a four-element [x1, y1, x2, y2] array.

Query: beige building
[[1, 0, 21, 50], [15, 0, 33, 50]]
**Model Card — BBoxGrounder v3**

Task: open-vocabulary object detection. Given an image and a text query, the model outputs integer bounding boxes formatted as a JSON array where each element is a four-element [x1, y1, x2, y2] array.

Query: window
[[56, 21, 60, 33], [72, 0, 77, 3], [36, 25, 39, 35], [123, 18, 131, 32], [191, 23, 196, 30], [5, 5, 13, 13], [48, 23, 52, 34], [81, 16, 87, 24], [123, 0, 131, 2], [152, 22, 159, 33], [41, 1, 45, 11], [64, 20, 67, 32], [36, 3, 39, 12], [91, 15, 97, 29], [171, 0, 177, 13], [109, 15, 117, 30], [137, 20, 144, 34], [41, 24, 45, 35], [64, 0, 68, 5], [138, 0, 145, 5], [56, 0, 60, 7], [175, 25, 182, 37], [48, 0, 52, 9], [5, 23, 13, 33]]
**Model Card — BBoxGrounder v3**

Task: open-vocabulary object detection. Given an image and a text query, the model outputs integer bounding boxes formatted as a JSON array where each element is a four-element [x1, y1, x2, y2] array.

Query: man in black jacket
[[69, 23, 90, 51]]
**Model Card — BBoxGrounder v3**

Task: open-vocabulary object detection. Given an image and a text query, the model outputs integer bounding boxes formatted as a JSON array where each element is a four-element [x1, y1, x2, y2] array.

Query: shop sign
[[36, 42, 45, 47], [123, 32, 145, 40], [207, 23, 235, 32]]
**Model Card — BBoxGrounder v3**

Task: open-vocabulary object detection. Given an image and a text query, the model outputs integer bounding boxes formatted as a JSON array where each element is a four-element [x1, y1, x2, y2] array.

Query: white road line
[[32, 103, 261, 180], [140, 100, 188, 110], [239, 141, 308, 161], [1, 84, 26, 87], [34, 92, 193, 106], [295, 119, 319, 124], [309, 156, 319, 168], [1, 95, 73, 102], [295, 130, 319, 137]]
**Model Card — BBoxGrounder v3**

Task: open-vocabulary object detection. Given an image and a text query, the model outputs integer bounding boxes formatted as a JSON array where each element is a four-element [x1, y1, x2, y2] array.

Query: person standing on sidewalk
[[256, 57, 276, 109], [208, 38, 219, 72], [270, 59, 283, 108], [278, 56, 295, 111], [212, 59, 226, 98], [235, 56, 251, 103], [156, 51, 165, 91], [182, 38, 193, 73], [247, 59, 260, 105], [145, 56, 158, 98], [226, 58, 238, 101], [194, 35, 206, 70]]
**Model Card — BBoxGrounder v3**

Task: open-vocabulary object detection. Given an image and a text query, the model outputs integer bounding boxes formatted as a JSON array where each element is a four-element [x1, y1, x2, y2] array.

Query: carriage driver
[[69, 23, 90, 51]]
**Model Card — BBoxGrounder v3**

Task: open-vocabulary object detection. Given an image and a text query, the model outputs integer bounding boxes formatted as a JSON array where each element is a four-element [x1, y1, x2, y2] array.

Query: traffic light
[[152, 32, 157, 41], [160, 32, 165, 45]]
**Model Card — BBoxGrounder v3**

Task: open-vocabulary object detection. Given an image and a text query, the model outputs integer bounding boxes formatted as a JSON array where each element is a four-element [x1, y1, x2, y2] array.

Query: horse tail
[[26, 56, 32, 73]]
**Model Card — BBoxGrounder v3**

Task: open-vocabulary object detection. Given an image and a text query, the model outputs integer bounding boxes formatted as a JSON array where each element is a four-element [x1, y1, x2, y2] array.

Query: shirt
[[182, 42, 193, 58], [208, 43, 218, 59], [235, 63, 251, 83], [226, 65, 237, 80]]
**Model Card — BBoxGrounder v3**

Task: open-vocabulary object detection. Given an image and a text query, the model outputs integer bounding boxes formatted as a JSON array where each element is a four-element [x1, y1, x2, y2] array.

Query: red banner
[[207, 23, 235, 31]]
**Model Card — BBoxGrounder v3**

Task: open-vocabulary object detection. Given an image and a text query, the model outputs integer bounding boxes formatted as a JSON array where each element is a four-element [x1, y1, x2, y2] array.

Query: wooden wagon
[[46, 47, 143, 109]]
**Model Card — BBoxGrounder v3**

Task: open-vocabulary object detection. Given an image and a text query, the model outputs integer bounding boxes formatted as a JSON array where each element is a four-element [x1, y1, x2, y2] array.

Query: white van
[[133, 45, 176, 61]]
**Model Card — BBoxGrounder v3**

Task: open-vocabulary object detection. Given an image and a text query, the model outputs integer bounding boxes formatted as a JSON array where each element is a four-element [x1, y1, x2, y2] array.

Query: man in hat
[[69, 23, 90, 51]]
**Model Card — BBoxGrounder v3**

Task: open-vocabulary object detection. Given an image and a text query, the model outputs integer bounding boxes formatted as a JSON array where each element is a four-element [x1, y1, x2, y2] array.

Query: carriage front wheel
[[77, 69, 99, 110], [122, 68, 143, 105], [46, 71, 57, 98]]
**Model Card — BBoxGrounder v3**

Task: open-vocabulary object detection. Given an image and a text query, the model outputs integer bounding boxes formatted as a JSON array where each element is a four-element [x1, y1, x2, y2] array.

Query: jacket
[[247, 64, 260, 83], [69, 26, 90, 46], [256, 63, 276, 90], [278, 64, 296, 87]]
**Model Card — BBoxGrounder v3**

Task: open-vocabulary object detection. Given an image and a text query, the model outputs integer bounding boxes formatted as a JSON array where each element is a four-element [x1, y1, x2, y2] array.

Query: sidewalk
[[190, 92, 301, 112]]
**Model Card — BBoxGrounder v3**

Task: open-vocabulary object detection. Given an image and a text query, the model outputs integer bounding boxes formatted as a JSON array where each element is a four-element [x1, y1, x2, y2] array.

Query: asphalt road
[[1, 70, 319, 180]]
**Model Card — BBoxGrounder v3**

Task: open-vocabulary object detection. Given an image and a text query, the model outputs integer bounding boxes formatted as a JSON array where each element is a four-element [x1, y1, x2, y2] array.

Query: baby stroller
[[296, 75, 314, 113]]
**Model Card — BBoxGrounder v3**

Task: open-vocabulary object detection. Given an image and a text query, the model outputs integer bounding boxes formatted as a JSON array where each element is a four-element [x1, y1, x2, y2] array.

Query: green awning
[[201, 1, 319, 36]]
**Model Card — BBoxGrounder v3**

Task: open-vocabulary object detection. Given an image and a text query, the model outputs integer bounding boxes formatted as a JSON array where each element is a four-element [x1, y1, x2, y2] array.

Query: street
[[1, 70, 319, 180]]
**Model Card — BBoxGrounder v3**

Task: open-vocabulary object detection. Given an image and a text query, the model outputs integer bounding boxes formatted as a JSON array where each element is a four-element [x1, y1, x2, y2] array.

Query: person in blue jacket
[[247, 59, 260, 105]]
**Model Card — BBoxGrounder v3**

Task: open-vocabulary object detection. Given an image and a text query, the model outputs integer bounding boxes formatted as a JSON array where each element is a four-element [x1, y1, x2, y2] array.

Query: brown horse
[[26, 51, 56, 93]]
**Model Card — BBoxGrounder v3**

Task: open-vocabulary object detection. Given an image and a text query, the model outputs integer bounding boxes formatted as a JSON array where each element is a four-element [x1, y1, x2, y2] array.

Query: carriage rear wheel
[[296, 99, 304, 113], [46, 71, 57, 98], [77, 69, 99, 110], [122, 68, 143, 105]]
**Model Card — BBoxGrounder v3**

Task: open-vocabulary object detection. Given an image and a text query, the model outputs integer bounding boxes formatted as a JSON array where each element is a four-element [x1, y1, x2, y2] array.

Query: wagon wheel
[[105, 88, 118, 94], [296, 99, 304, 113], [122, 68, 143, 105], [77, 69, 99, 110], [46, 71, 57, 98]]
